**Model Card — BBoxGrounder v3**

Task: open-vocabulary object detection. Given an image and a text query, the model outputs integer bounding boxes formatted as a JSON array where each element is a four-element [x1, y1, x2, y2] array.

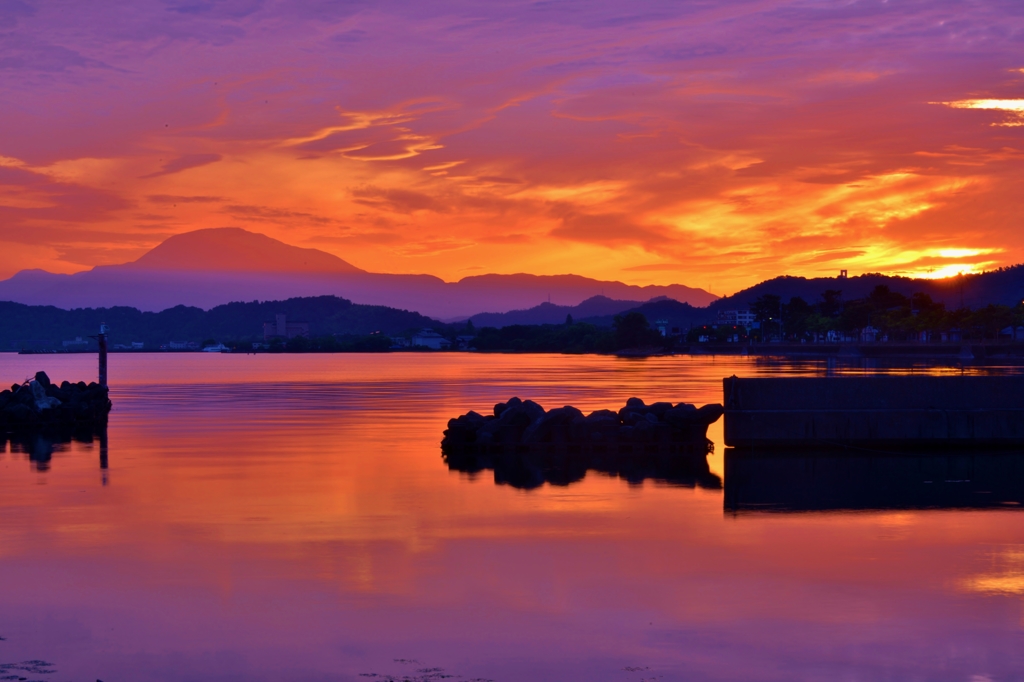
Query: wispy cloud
[[2, 0, 1024, 289], [139, 154, 222, 179]]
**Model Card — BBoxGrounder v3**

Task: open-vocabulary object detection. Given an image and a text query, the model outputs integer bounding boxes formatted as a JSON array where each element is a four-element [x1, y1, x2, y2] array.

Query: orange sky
[[1, 1, 1023, 295]]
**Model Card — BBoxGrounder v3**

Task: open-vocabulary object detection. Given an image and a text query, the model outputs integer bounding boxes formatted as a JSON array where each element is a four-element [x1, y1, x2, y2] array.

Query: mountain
[[0, 228, 718, 319], [468, 295, 653, 328], [125, 227, 365, 274]]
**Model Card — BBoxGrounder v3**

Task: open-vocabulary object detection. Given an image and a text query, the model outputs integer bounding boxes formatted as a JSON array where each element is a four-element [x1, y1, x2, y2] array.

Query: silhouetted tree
[[820, 290, 843, 318], [750, 294, 782, 340], [967, 305, 1014, 339], [782, 297, 813, 338], [613, 312, 662, 349], [867, 285, 908, 311]]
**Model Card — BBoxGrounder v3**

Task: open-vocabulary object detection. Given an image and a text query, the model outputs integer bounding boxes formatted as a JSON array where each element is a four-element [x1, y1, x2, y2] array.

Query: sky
[[1, 0, 1024, 295]]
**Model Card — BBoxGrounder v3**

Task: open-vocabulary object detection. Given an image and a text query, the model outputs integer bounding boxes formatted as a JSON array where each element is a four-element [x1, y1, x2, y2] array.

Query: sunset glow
[[2, 1, 1024, 294]]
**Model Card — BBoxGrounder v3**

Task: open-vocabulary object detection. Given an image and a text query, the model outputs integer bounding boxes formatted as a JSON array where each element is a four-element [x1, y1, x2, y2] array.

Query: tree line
[[470, 312, 666, 353], [747, 286, 1024, 342]]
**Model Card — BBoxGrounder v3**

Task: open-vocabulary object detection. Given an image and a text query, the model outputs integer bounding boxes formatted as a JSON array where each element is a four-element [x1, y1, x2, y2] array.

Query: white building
[[717, 310, 755, 326], [860, 326, 879, 343], [263, 314, 310, 341], [411, 329, 451, 350]]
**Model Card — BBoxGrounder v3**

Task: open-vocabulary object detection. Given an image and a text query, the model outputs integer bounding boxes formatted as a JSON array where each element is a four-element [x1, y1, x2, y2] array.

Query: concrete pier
[[723, 375, 1024, 448]]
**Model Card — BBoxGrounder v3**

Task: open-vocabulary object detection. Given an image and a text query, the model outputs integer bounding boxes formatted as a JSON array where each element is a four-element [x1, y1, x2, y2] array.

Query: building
[[411, 328, 451, 349], [263, 314, 310, 341], [1000, 326, 1024, 341], [62, 336, 89, 348], [168, 341, 198, 350], [716, 309, 755, 327]]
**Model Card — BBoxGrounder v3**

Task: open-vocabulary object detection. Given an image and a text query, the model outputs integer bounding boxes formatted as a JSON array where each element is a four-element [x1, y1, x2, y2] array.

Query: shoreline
[[9, 344, 1024, 360]]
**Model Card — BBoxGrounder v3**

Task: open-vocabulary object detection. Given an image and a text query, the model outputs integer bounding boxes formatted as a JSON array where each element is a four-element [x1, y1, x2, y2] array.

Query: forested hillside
[[0, 296, 445, 350]]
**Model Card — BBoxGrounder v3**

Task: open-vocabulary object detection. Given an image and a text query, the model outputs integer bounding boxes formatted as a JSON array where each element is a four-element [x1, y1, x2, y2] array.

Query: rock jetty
[[442, 396, 724, 455], [0, 371, 111, 430]]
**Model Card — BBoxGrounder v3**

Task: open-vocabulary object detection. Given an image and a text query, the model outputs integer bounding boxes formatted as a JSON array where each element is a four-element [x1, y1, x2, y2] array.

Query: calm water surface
[[1, 354, 1022, 681]]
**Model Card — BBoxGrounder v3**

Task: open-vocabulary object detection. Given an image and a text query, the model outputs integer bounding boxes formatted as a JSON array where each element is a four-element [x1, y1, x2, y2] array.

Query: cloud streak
[[139, 154, 223, 179], [0, 0, 1023, 290]]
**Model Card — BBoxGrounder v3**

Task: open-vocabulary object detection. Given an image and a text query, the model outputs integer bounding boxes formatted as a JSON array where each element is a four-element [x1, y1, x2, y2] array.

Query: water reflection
[[724, 447, 1024, 512], [750, 354, 1024, 377], [3, 354, 1024, 682], [5, 424, 107, 474], [444, 445, 721, 490]]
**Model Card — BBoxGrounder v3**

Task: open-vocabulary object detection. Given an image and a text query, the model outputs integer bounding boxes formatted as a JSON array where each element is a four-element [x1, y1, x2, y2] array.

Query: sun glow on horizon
[[908, 264, 982, 280]]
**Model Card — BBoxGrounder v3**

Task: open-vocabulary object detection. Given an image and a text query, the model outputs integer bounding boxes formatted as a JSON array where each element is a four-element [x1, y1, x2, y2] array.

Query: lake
[[1, 353, 1023, 681]]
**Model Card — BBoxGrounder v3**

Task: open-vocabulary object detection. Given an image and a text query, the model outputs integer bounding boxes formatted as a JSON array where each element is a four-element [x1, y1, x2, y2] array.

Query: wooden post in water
[[98, 323, 108, 388]]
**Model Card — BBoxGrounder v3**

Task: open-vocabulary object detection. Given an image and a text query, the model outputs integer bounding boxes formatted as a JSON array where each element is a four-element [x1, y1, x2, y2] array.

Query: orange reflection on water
[[1, 353, 1023, 681]]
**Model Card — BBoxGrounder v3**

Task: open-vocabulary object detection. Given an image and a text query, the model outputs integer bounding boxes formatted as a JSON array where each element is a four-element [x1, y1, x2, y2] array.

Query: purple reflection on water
[[1, 354, 1023, 681]]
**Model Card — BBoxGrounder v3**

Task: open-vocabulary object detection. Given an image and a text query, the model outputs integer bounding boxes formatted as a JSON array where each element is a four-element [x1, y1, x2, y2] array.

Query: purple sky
[[2, 0, 1024, 292]]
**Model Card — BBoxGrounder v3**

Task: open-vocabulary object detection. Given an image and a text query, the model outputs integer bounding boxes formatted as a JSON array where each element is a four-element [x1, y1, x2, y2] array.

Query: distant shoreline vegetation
[[3, 284, 1024, 355]]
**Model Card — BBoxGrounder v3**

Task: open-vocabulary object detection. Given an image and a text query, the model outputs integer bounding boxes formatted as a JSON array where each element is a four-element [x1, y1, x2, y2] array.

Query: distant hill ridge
[[706, 269, 1024, 313], [468, 295, 658, 328], [0, 227, 718, 318], [575, 269, 1024, 332], [0, 295, 442, 351]]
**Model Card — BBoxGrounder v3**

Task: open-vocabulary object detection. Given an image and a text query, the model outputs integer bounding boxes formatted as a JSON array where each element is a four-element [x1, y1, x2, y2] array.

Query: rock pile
[[0, 371, 111, 429], [442, 396, 723, 454]]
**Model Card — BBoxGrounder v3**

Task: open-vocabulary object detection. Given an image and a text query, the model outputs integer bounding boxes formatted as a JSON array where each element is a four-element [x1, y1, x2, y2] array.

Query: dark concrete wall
[[723, 376, 1024, 447]]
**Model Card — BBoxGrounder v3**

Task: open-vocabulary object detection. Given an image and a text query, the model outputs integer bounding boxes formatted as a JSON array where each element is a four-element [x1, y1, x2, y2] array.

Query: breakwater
[[442, 396, 723, 455], [0, 371, 111, 431], [724, 375, 1024, 448]]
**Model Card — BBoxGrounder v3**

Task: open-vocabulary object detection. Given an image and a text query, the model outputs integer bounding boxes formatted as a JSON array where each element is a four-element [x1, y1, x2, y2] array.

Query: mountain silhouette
[[705, 271, 1024, 313], [125, 227, 365, 274], [0, 228, 718, 319], [468, 295, 655, 327]]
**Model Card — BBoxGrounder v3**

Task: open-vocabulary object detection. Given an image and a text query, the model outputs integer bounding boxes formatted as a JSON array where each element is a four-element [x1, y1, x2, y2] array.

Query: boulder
[[522, 406, 583, 444], [663, 404, 699, 427]]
